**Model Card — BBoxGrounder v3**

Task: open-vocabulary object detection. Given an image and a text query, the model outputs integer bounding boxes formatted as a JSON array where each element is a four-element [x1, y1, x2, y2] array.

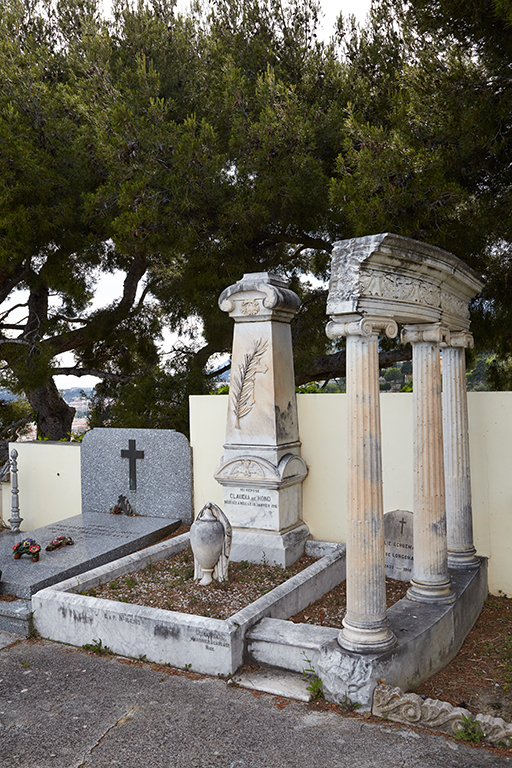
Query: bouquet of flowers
[[46, 536, 74, 551], [13, 538, 41, 562]]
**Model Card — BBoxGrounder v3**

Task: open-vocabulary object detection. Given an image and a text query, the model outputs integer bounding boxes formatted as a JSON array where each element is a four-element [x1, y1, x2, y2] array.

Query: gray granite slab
[[81, 428, 192, 522], [384, 509, 414, 582], [0, 513, 181, 598]]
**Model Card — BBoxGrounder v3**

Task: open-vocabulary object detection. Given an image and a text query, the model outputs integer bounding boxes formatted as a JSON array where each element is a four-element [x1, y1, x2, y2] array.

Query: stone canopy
[[326, 233, 484, 330]]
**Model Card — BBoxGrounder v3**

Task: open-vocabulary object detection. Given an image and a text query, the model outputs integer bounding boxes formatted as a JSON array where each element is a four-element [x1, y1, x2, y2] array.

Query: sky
[[49, 0, 372, 390]]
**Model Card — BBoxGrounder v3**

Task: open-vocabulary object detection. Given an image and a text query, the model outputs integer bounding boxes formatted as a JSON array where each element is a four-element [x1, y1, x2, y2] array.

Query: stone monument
[[326, 233, 484, 653], [215, 272, 309, 566]]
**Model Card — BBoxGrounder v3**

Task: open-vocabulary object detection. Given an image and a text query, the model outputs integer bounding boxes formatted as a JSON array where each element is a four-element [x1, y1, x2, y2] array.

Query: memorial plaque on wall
[[384, 510, 414, 582]]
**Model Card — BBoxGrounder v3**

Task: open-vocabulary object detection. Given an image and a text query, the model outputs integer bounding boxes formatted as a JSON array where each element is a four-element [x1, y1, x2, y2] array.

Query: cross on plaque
[[121, 439, 144, 491], [399, 517, 407, 535]]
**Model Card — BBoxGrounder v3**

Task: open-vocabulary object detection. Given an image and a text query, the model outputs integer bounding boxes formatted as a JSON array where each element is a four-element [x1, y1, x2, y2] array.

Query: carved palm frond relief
[[231, 338, 268, 429]]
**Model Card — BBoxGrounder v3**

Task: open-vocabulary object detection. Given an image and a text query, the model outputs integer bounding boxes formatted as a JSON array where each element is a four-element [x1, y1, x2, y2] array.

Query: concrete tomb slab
[[81, 428, 192, 522], [0, 513, 181, 598], [384, 510, 414, 582]]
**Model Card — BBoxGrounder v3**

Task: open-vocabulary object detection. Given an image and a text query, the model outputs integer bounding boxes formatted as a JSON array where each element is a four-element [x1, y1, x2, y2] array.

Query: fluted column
[[327, 316, 398, 652], [401, 324, 455, 604], [442, 332, 479, 569]]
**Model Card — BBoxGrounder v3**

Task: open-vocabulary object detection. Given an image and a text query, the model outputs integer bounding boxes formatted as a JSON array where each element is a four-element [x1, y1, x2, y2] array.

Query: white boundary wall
[[190, 393, 512, 597], [3, 442, 81, 531], [3, 394, 511, 596]]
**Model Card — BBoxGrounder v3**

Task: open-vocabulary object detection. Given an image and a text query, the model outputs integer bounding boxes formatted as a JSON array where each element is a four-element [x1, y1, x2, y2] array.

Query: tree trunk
[[26, 379, 76, 440]]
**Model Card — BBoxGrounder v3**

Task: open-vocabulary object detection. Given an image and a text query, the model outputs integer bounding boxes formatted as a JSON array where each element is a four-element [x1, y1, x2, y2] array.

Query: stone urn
[[190, 505, 226, 585]]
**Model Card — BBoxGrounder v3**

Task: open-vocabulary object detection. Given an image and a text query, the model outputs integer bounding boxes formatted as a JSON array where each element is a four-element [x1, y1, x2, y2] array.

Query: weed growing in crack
[[301, 651, 323, 700], [338, 694, 361, 714], [82, 638, 111, 655], [455, 714, 484, 744]]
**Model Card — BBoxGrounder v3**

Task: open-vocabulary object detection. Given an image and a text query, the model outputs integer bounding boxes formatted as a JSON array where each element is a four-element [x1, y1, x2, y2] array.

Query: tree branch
[[43, 253, 148, 356], [0, 413, 34, 439], [295, 347, 413, 386], [50, 366, 133, 383]]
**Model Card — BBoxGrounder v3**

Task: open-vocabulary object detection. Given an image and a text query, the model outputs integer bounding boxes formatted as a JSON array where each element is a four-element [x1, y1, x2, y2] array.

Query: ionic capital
[[443, 330, 474, 350], [218, 272, 300, 320], [401, 323, 450, 346], [326, 316, 398, 341]]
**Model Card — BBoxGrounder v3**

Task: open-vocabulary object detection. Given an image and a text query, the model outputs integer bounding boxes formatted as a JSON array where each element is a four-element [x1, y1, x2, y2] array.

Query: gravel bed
[[82, 549, 317, 620]]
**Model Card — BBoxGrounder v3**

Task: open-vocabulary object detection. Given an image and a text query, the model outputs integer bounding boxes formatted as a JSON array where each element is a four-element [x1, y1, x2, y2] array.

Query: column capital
[[443, 330, 474, 350], [401, 323, 450, 346], [218, 272, 300, 322], [326, 315, 398, 341]]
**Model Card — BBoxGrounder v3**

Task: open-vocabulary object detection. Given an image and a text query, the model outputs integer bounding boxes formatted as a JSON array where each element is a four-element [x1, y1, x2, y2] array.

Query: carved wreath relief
[[231, 338, 268, 429]]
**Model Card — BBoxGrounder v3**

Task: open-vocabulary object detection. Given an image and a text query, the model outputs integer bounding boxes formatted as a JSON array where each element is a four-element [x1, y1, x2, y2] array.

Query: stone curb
[[372, 684, 512, 747]]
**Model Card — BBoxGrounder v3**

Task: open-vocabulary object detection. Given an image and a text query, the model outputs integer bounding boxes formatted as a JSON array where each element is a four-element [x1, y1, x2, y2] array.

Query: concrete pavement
[[0, 632, 510, 768]]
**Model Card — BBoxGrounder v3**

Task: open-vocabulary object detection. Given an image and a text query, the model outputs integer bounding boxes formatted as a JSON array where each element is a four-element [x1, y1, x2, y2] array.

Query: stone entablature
[[327, 233, 483, 330]]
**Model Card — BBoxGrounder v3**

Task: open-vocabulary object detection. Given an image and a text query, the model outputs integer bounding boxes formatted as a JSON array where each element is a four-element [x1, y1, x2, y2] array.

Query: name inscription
[[224, 488, 278, 511]]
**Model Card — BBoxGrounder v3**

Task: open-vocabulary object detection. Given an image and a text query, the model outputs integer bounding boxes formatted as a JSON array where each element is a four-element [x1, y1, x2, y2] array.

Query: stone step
[[246, 617, 339, 674], [234, 667, 312, 702], [0, 598, 32, 635]]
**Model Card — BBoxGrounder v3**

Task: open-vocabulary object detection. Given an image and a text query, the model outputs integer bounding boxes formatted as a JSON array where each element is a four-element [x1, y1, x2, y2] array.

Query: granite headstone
[[384, 510, 414, 582], [81, 428, 192, 522]]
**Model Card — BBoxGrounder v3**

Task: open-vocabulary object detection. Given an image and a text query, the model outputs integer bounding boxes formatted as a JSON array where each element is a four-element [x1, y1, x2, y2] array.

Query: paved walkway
[[0, 632, 510, 768]]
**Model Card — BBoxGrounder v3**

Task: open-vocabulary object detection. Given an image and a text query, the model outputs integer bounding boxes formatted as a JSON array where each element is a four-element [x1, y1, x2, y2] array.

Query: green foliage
[[383, 367, 402, 382], [82, 638, 111, 655], [3, 0, 512, 438], [455, 713, 484, 744], [466, 352, 491, 391], [301, 651, 324, 700], [0, 395, 33, 442], [338, 694, 361, 714]]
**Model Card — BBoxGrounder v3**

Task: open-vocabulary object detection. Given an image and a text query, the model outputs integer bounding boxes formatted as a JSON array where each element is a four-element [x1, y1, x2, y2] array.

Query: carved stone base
[[407, 577, 456, 604], [229, 523, 310, 567], [338, 618, 397, 654], [448, 549, 480, 570]]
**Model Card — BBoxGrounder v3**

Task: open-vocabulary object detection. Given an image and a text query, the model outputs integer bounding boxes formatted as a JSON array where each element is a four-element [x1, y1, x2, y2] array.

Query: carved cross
[[400, 517, 407, 535], [121, 439, 144, 491]]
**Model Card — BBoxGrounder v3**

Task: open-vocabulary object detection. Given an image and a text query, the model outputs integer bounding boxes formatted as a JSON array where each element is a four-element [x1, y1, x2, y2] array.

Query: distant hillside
[[0, 387, 93, 405]]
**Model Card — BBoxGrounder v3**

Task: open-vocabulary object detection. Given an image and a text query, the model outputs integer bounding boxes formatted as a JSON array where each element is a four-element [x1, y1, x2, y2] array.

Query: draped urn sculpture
[[190, 502, 232, 585]]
